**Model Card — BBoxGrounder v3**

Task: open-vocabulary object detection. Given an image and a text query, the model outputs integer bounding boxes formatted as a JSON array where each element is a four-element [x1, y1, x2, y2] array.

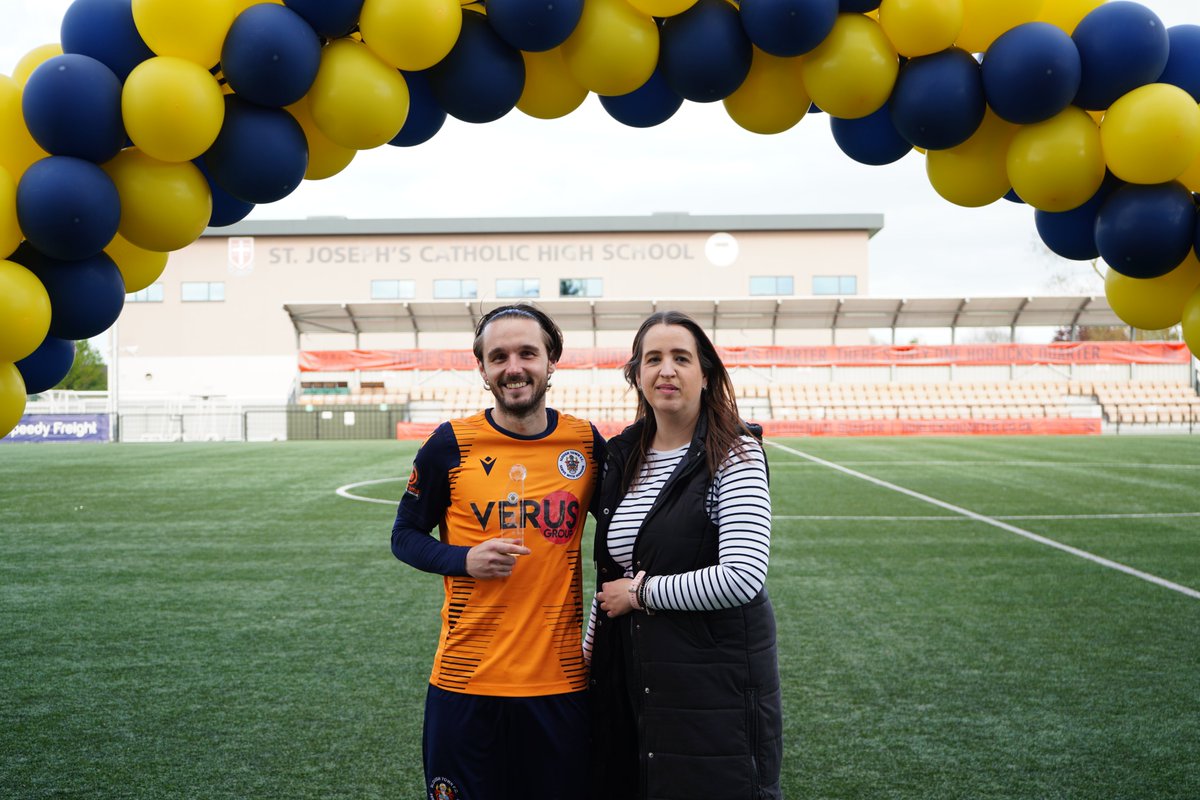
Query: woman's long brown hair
[[621, 311, 754, 492]]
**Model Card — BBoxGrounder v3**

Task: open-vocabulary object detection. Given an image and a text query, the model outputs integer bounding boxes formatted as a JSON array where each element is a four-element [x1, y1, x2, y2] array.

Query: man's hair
[[472, 303, 564, 363]]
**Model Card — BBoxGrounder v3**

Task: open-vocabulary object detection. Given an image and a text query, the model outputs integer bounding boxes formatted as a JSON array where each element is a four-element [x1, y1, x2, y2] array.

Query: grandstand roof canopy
[[283, 296, 1123, 340]]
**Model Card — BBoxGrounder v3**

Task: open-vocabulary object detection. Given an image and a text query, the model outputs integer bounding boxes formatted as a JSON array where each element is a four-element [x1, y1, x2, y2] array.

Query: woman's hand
[[597, 578, 635, 618]]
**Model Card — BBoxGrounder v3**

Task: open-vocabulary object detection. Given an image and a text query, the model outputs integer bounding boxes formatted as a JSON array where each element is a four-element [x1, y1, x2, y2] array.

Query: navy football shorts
[[423, 684, 589, 800]]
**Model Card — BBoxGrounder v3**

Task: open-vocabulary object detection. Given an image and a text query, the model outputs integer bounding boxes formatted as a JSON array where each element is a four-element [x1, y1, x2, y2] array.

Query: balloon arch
[[2, 0, 1200, 437]]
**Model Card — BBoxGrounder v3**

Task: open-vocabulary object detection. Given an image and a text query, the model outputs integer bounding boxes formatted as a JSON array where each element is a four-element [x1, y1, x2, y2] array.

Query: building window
[[812, 275, 858, 295], [496, 278, 540, 298], [371, 279, 416, 300], [433, 278, 478, 299], [749, 276, 794, 296], [181, 281, 225, 302], [127, 283, 164, 303], [560, 278, 603, 298]]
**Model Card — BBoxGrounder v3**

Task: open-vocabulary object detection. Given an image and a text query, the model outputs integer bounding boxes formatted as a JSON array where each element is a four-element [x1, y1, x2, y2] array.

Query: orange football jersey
[[400, 409, 600, 696]]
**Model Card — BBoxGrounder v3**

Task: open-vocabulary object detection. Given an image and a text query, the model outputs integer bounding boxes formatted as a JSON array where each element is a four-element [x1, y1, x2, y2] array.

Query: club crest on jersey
[[428, 777, 460, 800], [405, 465, 420, 499], [557, 449, 586, 480]]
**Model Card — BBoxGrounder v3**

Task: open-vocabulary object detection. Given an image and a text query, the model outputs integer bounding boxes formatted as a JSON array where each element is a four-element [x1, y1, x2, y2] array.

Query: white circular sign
[[705, 232, 739, 267]]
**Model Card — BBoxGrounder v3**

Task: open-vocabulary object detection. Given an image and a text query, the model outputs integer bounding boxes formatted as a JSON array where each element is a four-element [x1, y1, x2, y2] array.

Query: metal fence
[[112, 406, 411, 442]]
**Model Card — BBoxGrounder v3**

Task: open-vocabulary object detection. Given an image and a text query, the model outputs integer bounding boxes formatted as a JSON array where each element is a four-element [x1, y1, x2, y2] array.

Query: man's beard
[[491, 377, 548, 418]]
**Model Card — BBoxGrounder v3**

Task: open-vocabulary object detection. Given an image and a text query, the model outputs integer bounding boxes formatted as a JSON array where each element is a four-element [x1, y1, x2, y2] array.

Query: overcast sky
[[2, 0, 1196, 304]]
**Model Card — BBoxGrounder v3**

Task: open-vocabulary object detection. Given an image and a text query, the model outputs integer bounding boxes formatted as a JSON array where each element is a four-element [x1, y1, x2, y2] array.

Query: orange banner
[[397, 417, 1101, 440], [757, 418, 1102, 437], [308, 342, 1190, 372]]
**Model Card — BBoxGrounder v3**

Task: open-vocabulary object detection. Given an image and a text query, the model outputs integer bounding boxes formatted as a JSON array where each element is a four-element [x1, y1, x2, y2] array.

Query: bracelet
[[637, 577, 653, 615], [627, 570, 647, 611]]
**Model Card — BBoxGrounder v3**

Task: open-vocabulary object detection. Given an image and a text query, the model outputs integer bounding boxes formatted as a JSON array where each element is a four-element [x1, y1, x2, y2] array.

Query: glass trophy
[[505, 463, 527, 551]]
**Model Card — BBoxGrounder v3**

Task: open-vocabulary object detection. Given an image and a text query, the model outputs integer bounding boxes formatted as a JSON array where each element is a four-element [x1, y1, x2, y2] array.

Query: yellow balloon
[[232, 0, 282, 11], [1007, 106, 1105, 212], [308, 38, 411, 151], [132, 0, 238, 67], [1100, 83, 1200, 185], [12, 44, 64, 87], [517, 49, 589, 120], [1034, 0, 1102, 35], [1105, 256, 1200, 331], [360, 0, 463, 71], [0, 260, 52, 364], [285, 100, 357, 180], [723, 49, 810, 135], [926, 110, 1018, 206], [0, 166, 20, 259], [879, 0, 964, 58], [103, 149, 212, 252], [627, 0, 698, 18], [1179, 147, 1200, 192], [0, 362, 27, 438], [956, 0, 1044, 53], [1182, 286, 1200, 357], [103, 232, 169, 294], [799, 14, 898, 120], [561, 0, 660, 97], [0, 76, 47, 182], [123, 57, 226, 163]]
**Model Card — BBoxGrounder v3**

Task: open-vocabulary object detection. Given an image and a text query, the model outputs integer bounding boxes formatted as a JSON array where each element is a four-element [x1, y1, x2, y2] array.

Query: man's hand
[[466, 538, 531, 579]]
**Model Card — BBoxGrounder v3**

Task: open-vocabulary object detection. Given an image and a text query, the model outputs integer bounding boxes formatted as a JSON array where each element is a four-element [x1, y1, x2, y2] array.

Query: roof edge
[[204, 212, 885, 239]]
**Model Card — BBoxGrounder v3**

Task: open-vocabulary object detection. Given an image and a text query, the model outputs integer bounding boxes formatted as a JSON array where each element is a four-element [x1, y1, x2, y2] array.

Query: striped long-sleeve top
[[584, 435, 772, 660]]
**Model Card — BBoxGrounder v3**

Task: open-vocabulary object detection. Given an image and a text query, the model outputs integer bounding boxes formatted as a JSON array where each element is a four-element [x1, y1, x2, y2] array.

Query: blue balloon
[[738, 0, 837, 58], [1034, 173, 1122, 260], [11, 244, 126, 341], [1158, 25, 1200, 102], [839, 0, 879, 10], [660, 0, 753, 103], [60, 0, 155, 82], [282, 0, 364, 39], [194, 155, 255, 228], [15, 336, 76, 395], [1194, 192, 1200, 260], [982, 22, 1080, 124], [389, 71, 447, 147], [17, 156, 121, 262], [830, 102, 912, 165], [1072, 1, 1169, 111], [426, 11, 525, 124], [204, 96, 309, 204], [1095, 181, 1196, 279], [598, 65, 684, 128], [485, 0, 584, 52], [889, 48, 985, 150], [221, 4, 321, 108], [21, 54, 125, 163], [1003, 189, 1025, 204]]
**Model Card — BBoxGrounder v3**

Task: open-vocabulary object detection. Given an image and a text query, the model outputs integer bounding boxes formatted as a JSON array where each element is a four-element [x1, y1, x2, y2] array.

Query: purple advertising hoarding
[[2, 414, 112, 443]]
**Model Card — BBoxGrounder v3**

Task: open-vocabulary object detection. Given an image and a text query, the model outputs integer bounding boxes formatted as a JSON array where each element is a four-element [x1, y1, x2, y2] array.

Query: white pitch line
[[765, 441, 1200, 601], [336, 477, 403, 506], [775, 512, 1200, 521], [767, 460, 1200, 469]]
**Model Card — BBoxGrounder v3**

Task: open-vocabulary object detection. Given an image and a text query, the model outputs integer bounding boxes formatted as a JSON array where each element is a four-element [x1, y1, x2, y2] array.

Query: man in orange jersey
[[391, 303, 603, 800]]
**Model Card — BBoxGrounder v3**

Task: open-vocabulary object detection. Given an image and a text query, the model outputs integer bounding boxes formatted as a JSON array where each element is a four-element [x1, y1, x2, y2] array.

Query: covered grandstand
[[289, 298, 1199, 439]]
